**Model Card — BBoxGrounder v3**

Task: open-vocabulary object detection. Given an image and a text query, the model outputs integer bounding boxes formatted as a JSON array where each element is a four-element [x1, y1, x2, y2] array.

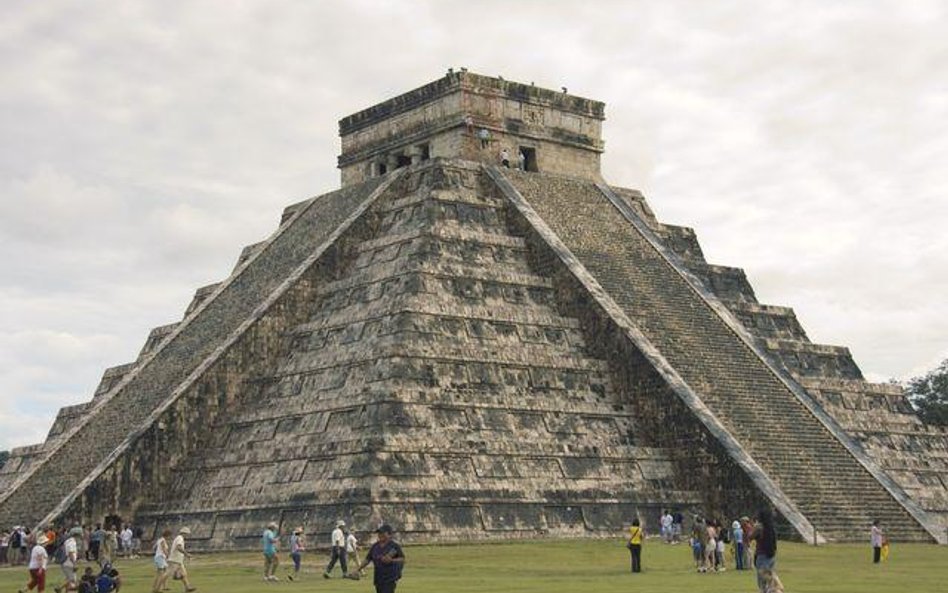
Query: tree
[[905, 358, 948, 426], [0, 450, 8, 470]]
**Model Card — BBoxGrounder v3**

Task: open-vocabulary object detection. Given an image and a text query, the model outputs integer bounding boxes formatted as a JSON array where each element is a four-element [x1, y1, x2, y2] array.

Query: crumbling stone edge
[[593, 181, 945, 545]]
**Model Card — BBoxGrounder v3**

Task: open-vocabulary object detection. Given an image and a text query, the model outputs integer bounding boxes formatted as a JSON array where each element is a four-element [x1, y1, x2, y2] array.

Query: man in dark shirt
[[357, 524, 405, 593]]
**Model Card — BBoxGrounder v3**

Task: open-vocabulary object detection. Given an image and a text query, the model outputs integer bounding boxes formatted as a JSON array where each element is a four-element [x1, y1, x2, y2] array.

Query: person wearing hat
[[357, 525, 405, 593], [288, 526, 305, 580], [53, 527, 82, 592], [261, 522, 280, 582], [323, 520, 348, 579], [22, 532, 50, 592], [167, 527, 195, 592]]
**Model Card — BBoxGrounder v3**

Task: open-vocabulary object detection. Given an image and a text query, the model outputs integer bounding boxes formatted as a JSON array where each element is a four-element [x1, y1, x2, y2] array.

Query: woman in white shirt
[[25, 533, 49, 592], [152, 528, 172, 593]]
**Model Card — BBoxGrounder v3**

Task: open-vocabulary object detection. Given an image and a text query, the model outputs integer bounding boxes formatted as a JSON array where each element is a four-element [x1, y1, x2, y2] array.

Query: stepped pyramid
[[1, 72, 945, 547]]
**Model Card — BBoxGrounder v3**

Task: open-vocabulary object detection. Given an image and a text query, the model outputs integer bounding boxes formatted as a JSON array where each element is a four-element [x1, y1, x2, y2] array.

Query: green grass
[[2, 539, 945, 592]]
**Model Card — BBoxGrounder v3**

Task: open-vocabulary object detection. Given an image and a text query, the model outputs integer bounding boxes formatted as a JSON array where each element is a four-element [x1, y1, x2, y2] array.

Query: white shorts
[[155, 556, 168, 571]]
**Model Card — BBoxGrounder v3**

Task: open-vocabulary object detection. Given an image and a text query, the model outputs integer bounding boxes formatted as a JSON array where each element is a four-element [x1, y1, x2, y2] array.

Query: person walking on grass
[[262, 522, 280, 582], [288, 527, 305, 580], [167, 527, 196, 592], [53, 527, 81, 593], [357, 524, 405, 593], [152, 528, 172, 593], [750, 508, 778, 593], [20, 532, 49, 592], [323, 520, 347, 578], [627, 519, 644, 573]]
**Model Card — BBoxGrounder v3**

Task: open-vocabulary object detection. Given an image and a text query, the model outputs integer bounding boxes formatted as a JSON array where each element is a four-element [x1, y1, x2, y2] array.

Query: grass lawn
[[1, 538, 944, 592]]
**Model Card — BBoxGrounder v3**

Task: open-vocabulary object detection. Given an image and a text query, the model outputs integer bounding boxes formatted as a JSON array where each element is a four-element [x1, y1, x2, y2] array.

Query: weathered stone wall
[[129, 161, 697, 549], [498, 168, 937, 542], [339, 72, 605, 186], [645, 184, 948, 532]]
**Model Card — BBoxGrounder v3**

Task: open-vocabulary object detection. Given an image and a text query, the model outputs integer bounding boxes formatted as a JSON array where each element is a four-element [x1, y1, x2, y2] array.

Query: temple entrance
[[519, 146, 538, 172]]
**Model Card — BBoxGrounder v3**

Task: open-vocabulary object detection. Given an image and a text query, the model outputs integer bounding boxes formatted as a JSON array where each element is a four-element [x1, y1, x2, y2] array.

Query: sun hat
[[36, 534, 49, 545], [267, 521, 279, 530], [69, 526, 84, 537], [179, 526, 191, 535], [294, 526, 303, 535], [375, 524, 393, 535], [336, 520, 346, 528]]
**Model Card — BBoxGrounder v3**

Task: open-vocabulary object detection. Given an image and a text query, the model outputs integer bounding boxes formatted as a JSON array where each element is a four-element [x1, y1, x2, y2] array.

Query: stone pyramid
[[1, 72, 945, 547]]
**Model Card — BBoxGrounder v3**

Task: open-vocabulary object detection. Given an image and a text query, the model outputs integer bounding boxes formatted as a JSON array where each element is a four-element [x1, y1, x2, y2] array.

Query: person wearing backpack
[[53, 527, 82, 593]]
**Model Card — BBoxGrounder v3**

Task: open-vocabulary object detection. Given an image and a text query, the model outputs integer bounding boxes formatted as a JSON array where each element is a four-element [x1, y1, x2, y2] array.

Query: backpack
[[53, 541, 68, 565], [10, 531, 20, 548], [96, 574, 115, 593]]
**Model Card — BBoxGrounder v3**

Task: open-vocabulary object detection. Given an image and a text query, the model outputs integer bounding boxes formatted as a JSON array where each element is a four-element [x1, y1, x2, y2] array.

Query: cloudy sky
[[2, 0, 946, 449]]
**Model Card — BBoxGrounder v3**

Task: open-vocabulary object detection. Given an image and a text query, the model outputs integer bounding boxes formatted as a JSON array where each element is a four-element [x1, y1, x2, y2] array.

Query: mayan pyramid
[[1, 72, 945, 548]]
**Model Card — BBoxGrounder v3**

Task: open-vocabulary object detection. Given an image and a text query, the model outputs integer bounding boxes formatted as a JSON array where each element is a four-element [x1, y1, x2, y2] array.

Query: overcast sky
[[2, 0, 946, 450]]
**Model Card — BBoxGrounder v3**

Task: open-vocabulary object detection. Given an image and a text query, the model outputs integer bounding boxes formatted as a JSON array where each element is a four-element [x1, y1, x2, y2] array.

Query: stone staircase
[[0, 177, 387, 529], [497, 168, 939, 542], [134, 162, 697, 547]]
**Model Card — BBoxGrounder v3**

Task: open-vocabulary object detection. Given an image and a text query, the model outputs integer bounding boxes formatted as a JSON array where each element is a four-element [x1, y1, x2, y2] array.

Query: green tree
[[905, 358, 948, 426]]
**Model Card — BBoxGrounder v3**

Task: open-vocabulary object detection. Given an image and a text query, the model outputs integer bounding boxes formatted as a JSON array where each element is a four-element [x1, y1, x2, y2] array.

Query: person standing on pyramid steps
[[357, 524, 405, 593], [261, 521, 280, 582], [323, 520, 347, 578]]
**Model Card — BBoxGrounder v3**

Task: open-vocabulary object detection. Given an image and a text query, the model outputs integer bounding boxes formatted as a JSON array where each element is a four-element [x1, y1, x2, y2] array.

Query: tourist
[[500, 149, 510, 168], [89, 525, 103, 564], [690, 530, 703, 571], [464, 115, 475, 135], [732, 519, 745, 570], [1, 528, 9, 564], [24, 532, 49, 592], [740, 516, 753, 569], [627, 518, 644, 573], [95, 563, 121, 592], [10, 527, 22, 565], [81, 527, 90, 563], [167, 527, 196, 592], [750, 508, 778, 593], [78, 567, 96, 593], [21, 527, 31, 564], [53, 526, 81, 593], [478, 128, 490, 149], [152, 528, 172, 593], [692, 515, 708, 572], [671, 510, 684, 544], [715, 521, 727, 571], [262, 521, 280, 581], [345, 529, 361, 576], [517, 150, 526, 171], [120, 525, 133, 558], [357, 524, 405, 593], [131, 525, 143, 559], [660, 510, 673, 543], [871, 520, 884, 564], [323, 520, 348, 578], [704, 519, 717, 571], [288, 526, 305, 580], [100, 525, 117, 567]]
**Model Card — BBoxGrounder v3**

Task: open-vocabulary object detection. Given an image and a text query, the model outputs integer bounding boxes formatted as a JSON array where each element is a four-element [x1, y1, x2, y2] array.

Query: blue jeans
[[755, 554, 775, 593], [291, 552, 301, 572], [735, 542, 744, 570]]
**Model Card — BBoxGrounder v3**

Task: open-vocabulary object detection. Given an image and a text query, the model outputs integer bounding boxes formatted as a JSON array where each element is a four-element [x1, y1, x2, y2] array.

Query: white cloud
[[1, 0, 946, 448]]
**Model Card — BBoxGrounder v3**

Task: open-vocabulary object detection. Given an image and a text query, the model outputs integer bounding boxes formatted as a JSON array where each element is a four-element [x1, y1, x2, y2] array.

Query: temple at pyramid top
[[338, 70, 605, 186]]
